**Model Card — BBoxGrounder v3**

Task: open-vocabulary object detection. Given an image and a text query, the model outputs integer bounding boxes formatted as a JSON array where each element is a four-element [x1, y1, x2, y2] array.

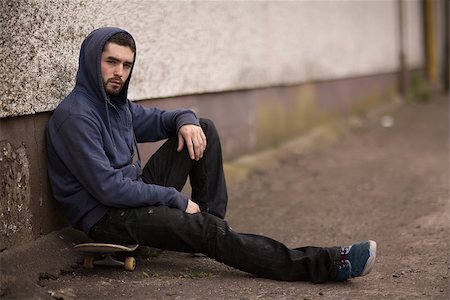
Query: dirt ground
[[12, 94, 450, 299]]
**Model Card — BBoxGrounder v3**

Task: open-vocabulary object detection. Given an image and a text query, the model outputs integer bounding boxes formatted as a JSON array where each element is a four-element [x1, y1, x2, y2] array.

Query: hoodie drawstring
[[105, 99, 117, 151], [105, 98, 142, 166], [128, 101, 141, 163]]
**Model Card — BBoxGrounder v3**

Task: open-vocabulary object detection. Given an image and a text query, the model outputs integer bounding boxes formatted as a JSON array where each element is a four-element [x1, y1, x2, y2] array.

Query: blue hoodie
[[47, 27, 199, 234]]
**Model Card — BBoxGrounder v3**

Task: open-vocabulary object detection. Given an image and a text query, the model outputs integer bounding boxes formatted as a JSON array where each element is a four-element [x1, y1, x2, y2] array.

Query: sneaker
[[335, 240, 377, 281]]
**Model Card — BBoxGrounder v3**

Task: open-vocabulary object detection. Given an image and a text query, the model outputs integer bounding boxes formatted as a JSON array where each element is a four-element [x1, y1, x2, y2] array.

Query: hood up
[[75, 27, 135, 103]]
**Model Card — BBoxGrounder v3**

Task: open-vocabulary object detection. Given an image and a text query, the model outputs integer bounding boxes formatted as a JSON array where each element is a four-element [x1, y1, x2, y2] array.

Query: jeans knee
[[200, 118, 220, 142], [202, 213, 229, 257], [199, 118, 218, 139]]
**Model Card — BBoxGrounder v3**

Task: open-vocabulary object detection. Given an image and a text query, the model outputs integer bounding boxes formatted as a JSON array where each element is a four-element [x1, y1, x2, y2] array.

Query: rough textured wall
[[0, 141, 33, 250], [1, 0, 423, 118], [0, 0, 94, 117]]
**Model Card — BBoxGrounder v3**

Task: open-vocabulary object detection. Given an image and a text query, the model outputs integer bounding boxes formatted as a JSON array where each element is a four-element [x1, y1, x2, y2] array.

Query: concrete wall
[[1, 0, 424, 118], [1, 114, 67, 250], [0, 0, 431, 249]]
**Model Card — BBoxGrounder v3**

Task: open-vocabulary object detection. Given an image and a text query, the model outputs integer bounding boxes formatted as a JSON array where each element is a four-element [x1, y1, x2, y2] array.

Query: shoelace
[[338, 246, 352, 271]]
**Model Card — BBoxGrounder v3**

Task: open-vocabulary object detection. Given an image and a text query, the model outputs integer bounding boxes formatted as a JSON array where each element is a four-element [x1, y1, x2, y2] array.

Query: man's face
[[101, 42, 135, 96]]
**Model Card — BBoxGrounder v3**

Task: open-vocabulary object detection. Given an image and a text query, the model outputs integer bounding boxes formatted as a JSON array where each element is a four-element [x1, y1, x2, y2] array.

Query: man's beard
[[104, 77, 124, 96]]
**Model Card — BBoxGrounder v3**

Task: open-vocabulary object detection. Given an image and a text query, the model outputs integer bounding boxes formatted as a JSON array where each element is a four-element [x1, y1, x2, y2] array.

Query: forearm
[[130, 101, 199, 142]]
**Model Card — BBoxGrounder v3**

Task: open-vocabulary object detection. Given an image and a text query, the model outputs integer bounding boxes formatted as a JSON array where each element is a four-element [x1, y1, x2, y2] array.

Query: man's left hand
[[177, 124, 207, 161]]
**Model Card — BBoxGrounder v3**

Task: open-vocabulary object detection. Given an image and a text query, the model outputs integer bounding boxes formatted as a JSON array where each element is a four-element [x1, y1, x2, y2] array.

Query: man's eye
[[124, 64, 132, 69], [107, 60, 116, 65]]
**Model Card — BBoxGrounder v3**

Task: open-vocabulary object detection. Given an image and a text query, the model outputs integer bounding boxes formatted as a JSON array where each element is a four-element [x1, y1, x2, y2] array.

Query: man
[[47, 27, 376, 282]]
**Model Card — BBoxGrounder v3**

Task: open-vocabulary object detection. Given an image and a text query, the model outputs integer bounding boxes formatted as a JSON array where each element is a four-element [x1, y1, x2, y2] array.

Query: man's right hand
[[185, 199, 201, 214]]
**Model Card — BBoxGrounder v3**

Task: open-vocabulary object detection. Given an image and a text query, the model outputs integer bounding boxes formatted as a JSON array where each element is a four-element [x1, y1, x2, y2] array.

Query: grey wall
[[1, 0, 424, 118]]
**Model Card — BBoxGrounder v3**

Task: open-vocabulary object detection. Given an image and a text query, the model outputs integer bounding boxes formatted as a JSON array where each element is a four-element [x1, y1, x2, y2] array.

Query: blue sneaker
[[335, 240, 377, 281]]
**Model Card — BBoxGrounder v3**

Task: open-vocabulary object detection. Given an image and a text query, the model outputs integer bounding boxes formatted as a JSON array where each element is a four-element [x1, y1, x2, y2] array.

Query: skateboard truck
[[74, 243, 139, 271]]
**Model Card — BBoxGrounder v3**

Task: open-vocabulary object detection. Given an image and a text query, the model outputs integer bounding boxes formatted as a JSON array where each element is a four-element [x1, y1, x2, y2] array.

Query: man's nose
[[114, 65, 124, 77]]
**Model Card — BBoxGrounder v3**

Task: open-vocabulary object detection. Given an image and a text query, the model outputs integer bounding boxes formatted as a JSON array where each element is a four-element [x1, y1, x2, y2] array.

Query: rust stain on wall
[[255, 84, 332, 150], [0, 141, 33, 250]]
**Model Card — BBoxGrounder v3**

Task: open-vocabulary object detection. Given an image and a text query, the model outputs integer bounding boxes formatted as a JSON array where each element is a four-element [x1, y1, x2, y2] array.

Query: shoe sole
[[361, 240, 377, 276]]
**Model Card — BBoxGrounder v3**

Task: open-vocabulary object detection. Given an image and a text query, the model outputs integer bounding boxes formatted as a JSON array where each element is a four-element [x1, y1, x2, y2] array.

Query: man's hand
[[177, 124, 207, 161], [185, 199, 201, 214]]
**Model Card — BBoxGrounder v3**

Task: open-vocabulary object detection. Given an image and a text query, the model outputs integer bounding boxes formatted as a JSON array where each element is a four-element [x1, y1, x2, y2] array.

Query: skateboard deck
[[74, 243, 139, 271]]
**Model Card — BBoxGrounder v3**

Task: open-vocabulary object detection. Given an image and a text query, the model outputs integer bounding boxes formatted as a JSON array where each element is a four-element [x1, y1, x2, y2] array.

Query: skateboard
[[74, 243, 139, 271]]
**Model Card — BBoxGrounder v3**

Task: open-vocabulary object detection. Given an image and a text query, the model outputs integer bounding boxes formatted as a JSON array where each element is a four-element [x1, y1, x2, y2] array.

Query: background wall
[[2, 0, 442, 250], [1, 0, 424, 118]]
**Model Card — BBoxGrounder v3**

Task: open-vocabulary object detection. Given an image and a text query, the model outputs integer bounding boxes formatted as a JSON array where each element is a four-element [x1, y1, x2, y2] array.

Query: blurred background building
[[1, 0, 448, 249]]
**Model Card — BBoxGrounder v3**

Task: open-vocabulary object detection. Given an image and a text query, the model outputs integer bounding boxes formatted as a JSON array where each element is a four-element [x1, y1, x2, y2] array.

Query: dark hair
[[106, 32, 136, 53]]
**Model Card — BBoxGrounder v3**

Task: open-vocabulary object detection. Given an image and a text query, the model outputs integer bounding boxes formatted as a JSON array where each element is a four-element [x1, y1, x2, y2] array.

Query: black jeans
[[89, 119, 340, 282]]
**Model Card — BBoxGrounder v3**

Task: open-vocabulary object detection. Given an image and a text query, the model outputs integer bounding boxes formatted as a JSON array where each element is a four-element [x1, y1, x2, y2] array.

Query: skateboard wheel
[[83, 255, 94, 269], [124, 257, 136, 271]]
